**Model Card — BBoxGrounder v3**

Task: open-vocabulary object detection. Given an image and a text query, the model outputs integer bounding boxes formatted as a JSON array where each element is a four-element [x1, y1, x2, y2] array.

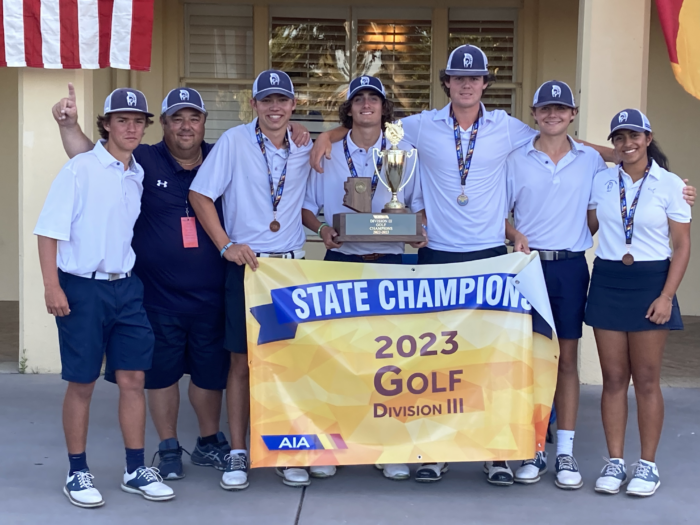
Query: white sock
[[230, 449, 247, 455], [556, 430, 575, 456]]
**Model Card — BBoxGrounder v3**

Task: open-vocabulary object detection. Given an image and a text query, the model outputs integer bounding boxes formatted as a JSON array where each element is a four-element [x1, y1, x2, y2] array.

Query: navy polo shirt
[[131, 140, 226, 317]]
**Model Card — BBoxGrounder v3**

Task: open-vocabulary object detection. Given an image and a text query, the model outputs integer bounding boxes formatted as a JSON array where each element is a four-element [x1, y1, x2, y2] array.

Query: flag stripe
[[0, 1, 7, 67], [654, 0, 684, 64], [23, 0, 43, 67], [97, 0, 113, 68], [129, 0, 152, 71], [109, 0, 132, 69], [40, 0, 61, 68], [59, 0, 79, 68], [77, 0, 98, 68], [4, 0, 27, 66]]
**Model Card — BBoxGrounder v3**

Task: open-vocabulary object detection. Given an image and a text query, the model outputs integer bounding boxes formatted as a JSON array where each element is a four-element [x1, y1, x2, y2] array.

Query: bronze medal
[[622, 253, 634, 266], [270, 220, 281, 233]]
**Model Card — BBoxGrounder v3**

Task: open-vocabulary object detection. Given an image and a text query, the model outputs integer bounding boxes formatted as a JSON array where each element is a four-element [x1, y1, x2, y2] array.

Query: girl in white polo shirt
[[586, 109, 691, 498]]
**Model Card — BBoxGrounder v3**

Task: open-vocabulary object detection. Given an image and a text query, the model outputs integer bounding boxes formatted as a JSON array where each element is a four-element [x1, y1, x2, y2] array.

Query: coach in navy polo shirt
[[52, 85, 232, 481]]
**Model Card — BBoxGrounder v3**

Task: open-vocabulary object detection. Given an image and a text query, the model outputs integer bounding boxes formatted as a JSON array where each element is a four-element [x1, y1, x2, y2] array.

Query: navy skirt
[[584, 258, 683, 332]]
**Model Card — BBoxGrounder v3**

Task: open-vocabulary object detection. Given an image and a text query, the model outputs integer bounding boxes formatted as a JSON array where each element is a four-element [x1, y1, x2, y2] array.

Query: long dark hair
[[611, 130, 669, 170]]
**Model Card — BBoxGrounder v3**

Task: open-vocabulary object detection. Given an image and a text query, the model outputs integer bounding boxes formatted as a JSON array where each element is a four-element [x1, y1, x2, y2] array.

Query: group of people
[[36, 44, 693, 508]]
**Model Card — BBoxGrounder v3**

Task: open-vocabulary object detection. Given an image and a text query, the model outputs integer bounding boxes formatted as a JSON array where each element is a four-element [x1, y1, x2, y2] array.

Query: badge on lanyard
[[181, 217, 199, 248], [452, 106, 482, 206]]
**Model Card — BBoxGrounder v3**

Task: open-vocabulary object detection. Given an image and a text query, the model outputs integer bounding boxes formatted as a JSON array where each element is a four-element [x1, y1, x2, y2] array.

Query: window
[[184, 4, 255, 141], [270, 8, 432, 134], [448, 9, 518, 114]]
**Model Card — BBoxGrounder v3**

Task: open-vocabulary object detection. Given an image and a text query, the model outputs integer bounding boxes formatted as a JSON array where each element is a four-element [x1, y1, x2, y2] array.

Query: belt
[[360, 253, 388, 262], [74, 271, 132, 281], [255, 250, 305, 259], [533, 250, 585, 261]]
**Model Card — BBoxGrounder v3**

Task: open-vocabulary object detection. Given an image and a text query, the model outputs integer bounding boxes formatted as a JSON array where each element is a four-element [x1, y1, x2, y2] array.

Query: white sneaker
[[595, 458, 627, 494], [514, 451, 548, 484], [64, 470, 104, 508], [377, 464, 410, 480], [276, 467, 310, 487], [121, 467, 175, 501], [415, 463, 448, 482], [309, 465, 336, 478], [483, 461, 514, 486], [221, 452, 249, 490], [626, 461, 660, 497]]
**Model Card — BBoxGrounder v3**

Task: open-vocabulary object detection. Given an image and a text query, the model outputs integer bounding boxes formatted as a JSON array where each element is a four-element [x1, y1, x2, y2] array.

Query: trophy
[[333, 121, 423, 243]]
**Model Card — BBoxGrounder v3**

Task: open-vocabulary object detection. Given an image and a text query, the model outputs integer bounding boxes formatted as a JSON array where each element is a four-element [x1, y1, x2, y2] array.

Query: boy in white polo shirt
[[189, 70, 314, 490], [35, 89, 174, 508]]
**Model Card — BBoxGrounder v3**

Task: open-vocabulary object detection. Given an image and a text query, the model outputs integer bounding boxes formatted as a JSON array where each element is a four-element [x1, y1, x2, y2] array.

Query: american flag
[[0, 0, 154, 71]]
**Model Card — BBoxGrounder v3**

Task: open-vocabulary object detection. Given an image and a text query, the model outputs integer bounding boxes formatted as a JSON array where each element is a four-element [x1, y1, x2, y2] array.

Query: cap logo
[[463, 53, 473, 68], [126, 92, 137, 107], [619, 111, 628, 123], [552, 85, 561, 98], [360, 76, 370, 86], [179, 90, 189, 101], [270, 73, 280, 86]]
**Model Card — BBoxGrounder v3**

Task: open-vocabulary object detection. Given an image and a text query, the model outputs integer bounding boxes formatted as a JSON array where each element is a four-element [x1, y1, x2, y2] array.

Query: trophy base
[[333, 213, 423, 243]]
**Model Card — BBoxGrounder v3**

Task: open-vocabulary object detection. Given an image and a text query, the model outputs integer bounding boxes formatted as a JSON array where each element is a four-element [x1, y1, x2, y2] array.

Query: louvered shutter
[[448, 18, 516, 113], [356, 20, 432, 119], [270, 17, 350, 134], [185, 5, 255, 141]]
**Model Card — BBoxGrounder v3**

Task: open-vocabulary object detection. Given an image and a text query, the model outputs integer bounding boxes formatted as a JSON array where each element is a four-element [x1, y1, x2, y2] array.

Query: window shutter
[[448, 19, 516, 113], [356, 20, 432, 119]]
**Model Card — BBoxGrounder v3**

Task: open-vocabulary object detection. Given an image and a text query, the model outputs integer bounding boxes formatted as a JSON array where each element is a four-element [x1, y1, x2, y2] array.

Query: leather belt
[[360, 253, 388, 262], [533, 250, 585, 261], [255, 250, 305, 259]]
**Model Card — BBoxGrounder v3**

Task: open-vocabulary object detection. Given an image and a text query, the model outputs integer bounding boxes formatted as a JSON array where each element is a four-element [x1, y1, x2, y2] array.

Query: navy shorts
[[224, 263, 248, 354], [541, 255, 590, 340], [324, 251, 403, 264], [417, 245, 507, 264], [56, 271, 154, 384], [105, 311, 229, 390]]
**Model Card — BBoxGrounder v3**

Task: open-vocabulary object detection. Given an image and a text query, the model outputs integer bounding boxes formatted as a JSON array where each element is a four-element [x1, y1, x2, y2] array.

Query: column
[[575, 0, 651, 384]]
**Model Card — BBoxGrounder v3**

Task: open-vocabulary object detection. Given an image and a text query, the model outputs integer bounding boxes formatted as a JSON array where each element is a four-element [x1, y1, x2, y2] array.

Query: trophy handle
[[398, 149, 418, 192], [372, 147, 392, 192]]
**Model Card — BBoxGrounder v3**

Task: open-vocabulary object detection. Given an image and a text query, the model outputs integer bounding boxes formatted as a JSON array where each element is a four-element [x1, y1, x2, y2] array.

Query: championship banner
[[245, 253, 559, 468]]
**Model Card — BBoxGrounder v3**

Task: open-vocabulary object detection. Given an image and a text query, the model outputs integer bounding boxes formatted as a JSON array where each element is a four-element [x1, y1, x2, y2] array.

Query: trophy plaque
[[333, 121, 424, 243]]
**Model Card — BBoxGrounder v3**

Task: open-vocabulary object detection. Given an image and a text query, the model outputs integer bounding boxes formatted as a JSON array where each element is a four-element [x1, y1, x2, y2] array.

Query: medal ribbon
[[618, 159, 652, 246], [452, 106, 482, 193], [255, 120, 290, 216], [343, 133, 386, 199]]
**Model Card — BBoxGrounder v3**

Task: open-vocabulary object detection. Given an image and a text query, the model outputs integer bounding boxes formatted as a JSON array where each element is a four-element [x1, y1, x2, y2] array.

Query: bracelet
[[220, 241, 235, 258], [317, 222, 329, 236], [660, 293, 674, 303]]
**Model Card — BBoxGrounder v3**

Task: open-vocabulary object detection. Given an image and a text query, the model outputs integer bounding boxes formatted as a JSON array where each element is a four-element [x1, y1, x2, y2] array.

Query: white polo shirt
[[589, 160, 691, 261], [190, 119, 312, 254], [506, 136, 608, 252], [401, 102, 537, 252], [33, 140, 144, 275], [304, 130, 423, 256]]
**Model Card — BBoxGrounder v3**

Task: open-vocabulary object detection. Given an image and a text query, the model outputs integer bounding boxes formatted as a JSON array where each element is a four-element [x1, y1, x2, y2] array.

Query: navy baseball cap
[[608, 109, 652, 140], [532, 80, 576, 108], [161, 88, 206, 116], [445, 45, 489, 76], [252, 70, 295, 100], [104, 88, 153, 117], [347, 75, 386, 100]]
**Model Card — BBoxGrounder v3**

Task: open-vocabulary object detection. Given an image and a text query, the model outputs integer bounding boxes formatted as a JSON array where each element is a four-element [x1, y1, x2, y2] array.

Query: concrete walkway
[[0, 375, 698, 524]]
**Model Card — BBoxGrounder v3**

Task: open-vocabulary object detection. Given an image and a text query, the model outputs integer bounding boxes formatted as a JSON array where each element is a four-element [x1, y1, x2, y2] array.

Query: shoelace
[[150, 446, 191, 468], [601, 458, 624, 477], [631, 462, 651, 479], [74, 471, 95, 489], [557, 455, 577, 471], [523, 451, 545, 466], [137, 466, 164, 484], [225, 453, 248, 471]]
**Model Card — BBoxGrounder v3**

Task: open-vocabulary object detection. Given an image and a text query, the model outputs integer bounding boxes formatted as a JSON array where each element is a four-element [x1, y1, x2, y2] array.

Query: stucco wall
[[0, 68, 19, 301]]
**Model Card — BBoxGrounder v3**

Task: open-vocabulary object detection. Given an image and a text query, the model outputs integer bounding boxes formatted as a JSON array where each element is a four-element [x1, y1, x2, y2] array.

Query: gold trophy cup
[[372, 121, 418, 213]]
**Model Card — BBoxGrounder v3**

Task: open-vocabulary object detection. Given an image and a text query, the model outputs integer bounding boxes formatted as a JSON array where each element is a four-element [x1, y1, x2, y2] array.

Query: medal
[[452, 106, 481, 206], [618, 160, 651, 266], [255, 120, 289, 233]]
